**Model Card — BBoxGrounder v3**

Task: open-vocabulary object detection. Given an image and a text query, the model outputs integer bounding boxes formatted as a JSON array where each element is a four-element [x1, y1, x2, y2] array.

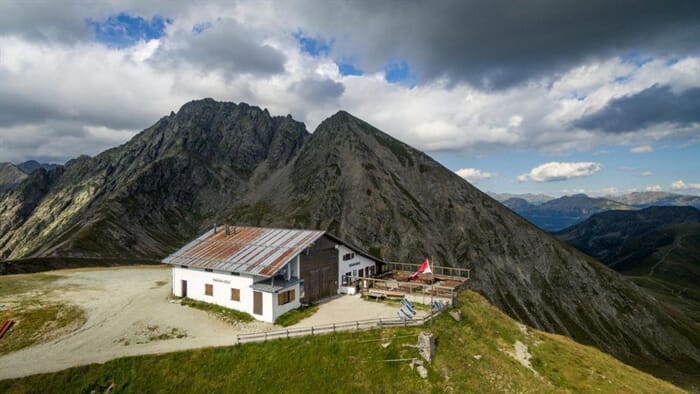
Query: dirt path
[[0, 267, 415, 380], [0, 267, 272, 380]]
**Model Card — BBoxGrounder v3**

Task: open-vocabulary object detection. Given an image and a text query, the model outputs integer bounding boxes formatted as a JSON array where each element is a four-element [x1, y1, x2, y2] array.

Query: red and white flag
[[410, 259, 432, 280]]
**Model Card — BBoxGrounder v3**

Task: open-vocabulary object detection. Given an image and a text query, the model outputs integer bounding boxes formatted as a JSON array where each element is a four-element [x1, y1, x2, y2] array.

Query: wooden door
[[310, 269, 320, 301], [253, 291, 263, 315], [181, 280, 188, 298]]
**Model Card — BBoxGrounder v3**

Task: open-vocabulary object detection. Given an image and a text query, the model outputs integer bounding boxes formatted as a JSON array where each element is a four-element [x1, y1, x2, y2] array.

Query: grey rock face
[[0, 163, 28, 192]]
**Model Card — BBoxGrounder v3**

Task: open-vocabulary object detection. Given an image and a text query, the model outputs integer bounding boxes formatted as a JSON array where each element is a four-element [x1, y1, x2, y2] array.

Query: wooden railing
[[387, 262, 471, 279], [236, 307, 445, 344], [359, 276, 461, 300]]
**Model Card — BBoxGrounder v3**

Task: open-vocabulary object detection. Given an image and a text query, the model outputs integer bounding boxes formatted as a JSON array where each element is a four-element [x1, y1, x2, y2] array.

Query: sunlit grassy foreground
[[0, 290, 683, 393]]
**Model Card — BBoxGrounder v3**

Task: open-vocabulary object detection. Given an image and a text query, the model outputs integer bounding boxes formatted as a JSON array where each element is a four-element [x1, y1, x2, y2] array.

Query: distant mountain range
[[486, 191, 554, 205], [501, 194, 633, 231], [0, 161, 60, 192], [0, 99, 698, 386], [609, 191, 700, 208], [556, 206, 700, 323], [493, 191, 700, 232]]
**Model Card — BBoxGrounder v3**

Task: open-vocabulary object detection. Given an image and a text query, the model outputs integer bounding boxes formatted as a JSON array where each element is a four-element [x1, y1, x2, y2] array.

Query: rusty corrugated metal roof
[[163, 226, 325, 277]]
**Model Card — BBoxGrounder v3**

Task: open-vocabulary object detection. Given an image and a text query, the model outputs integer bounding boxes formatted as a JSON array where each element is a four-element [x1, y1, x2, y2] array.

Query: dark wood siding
[[299, 235, 339, 303]]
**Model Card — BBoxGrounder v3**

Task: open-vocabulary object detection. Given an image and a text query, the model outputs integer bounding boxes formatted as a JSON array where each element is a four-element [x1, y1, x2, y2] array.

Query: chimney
[[225, 224, 230, 236], [213, 224, 217, 234]]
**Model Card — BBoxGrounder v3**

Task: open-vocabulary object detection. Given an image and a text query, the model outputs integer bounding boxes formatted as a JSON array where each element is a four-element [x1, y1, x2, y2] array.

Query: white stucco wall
[[171, 266, 300, 323], [337, 245, 377, 290], [268, 283, 301, 322], [172, 266, 255, 314]]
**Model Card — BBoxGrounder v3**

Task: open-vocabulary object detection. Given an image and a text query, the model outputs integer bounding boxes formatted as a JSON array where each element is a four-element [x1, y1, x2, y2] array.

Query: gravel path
[[0, 266, 272, 380], [0, 267, 422, 380]]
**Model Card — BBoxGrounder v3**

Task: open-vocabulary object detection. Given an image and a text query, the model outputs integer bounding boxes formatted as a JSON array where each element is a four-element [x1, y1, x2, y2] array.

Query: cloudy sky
[[1, 0, 699, 196]]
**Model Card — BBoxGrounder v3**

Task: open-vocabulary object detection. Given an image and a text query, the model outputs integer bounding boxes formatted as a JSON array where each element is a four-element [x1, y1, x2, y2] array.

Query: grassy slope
[[0, 291, 684, 393]]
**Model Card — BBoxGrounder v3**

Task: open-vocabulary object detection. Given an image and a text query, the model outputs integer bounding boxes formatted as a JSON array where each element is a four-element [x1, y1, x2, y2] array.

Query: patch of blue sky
[[192, 22, 212, 34], [292, 31, 333, 57], [384, 60, 417, 87], [613, 74, 632, 84], [337, 62, 363, 76], [620, 50, 653, 67], [87, 13, 171, 48], [434, 142, 700, 196]]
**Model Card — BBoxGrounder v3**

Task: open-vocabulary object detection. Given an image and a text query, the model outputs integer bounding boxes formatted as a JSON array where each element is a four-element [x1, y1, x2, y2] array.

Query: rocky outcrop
[[0, 163, 28, 192]]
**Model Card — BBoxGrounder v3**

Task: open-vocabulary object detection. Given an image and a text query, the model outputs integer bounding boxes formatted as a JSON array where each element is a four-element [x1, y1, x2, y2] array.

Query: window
[[205, 284, 213, 296], [342, 252, 355, 261], [180, 265, 188, 269], [278, 289, 296, 305], [343, 272, 352, 286], [231, 288, 240, 301], [205, 268, 213, 273]]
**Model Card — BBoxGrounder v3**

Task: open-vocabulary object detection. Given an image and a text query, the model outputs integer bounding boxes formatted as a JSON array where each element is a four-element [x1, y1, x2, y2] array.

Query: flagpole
[[430, 255, 434, 327]]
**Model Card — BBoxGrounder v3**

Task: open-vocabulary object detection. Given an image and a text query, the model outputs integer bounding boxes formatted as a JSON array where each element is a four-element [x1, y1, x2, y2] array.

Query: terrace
[[357, 262, 470, 305]]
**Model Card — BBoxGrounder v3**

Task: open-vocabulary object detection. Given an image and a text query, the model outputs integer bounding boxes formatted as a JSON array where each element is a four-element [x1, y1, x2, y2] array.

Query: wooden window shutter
[[290, 289, 295, 301], [205, 284, 213, 296], [231, 288, 240, 301]]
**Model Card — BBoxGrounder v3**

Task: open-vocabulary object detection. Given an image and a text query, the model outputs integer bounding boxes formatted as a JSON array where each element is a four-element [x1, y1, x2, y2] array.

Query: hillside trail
[[648, 234, 687, 277]]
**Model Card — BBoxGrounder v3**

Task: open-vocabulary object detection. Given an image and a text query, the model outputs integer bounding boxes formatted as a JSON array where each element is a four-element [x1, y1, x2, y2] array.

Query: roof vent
[[213, 224, 217, 234]]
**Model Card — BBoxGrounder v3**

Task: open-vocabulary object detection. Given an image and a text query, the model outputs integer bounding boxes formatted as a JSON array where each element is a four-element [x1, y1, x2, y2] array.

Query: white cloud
[[646, 185, 663, 191], [641, 171, 653, 176], [671, 180, 700, 192], [0, 2, 698, 164], [454, 168, 496, 183], [518, 161, 602, 182], [630, 145, 653, 153]]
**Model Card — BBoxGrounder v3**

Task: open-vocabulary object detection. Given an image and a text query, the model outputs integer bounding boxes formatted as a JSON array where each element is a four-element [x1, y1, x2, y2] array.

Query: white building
[[163, 225, 385, 323]]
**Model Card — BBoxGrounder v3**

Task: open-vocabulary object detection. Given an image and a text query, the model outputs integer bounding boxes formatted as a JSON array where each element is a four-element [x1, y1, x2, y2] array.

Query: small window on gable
[[342, 252, 355, 261], [231, 288, 240, 301], [205, 284, 213, 296]]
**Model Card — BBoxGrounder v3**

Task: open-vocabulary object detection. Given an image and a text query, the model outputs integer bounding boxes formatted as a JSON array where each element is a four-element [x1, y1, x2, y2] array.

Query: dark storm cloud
[[291, 78, 345, 101], [0, 2, 93, 43], [153, 18, 286, 77], [294, 0, 700, 89], [574, 85, 700, 133]]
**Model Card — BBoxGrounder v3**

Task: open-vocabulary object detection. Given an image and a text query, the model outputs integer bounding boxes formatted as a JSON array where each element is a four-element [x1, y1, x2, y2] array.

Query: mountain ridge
[[503, 194, 633, 231], [0, 99, 698, 387], [556, 206, 700, 323]]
